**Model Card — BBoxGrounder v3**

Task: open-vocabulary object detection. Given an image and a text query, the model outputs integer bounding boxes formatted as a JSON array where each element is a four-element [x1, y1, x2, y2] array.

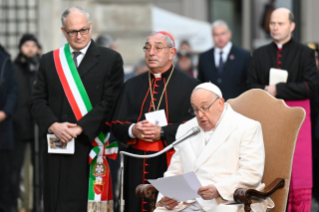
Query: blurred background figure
[[260, 0, 276, 37], [11, 34, 43, 212], [175, 51, 195, 77], [124, 58, 148, 81], [179, 40, 192, 54], [0, 44, 17, 212], [96, 34, 117, 51], [197, 20, 251, 101]]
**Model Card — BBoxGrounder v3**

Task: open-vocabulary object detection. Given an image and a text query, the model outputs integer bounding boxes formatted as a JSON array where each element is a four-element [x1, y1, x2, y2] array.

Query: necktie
[[218, 51, 224, 74], [73, 51, 81, 68]]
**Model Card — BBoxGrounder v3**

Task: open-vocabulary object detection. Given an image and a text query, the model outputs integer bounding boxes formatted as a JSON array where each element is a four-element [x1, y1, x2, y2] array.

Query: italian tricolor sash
[[53, 43, 118, 211]]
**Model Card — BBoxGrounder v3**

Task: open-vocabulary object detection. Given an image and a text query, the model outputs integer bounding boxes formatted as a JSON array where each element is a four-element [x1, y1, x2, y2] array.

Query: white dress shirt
[[69, 40, 92, 67], [214, 42, 232, 68]]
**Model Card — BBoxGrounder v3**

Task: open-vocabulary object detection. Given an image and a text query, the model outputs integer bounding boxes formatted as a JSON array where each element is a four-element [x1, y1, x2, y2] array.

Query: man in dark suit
[[198, 20, 251, 100], [0, 44, 17, 212], [30, 6, 123, 212]]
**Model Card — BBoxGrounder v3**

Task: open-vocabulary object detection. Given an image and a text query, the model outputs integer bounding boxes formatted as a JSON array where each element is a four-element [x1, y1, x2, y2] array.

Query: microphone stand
[[119, 126, 200, 212]]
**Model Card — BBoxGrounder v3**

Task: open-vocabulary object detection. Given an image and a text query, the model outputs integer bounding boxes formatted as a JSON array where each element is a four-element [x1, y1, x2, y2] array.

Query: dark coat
[[13, 54, 39, 140], [0, 45, 17, 150], [248, 39, 317, 100], [197, 44, 251, 100], [30, 40, 124, 212]]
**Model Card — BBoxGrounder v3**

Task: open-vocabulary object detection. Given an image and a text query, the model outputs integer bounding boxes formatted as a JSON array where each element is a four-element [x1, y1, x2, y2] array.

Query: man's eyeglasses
[[143, 45, 171, 53], [65, 28, 90, 37], [189, 97, 220, 115]]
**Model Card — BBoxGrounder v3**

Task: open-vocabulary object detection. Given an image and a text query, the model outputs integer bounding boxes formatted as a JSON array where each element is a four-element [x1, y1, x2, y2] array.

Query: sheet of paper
[[47, 134, 75, 154], [145, 109, 168, 127], [269, 68, 288, 85], [148, 171, 202, 202]]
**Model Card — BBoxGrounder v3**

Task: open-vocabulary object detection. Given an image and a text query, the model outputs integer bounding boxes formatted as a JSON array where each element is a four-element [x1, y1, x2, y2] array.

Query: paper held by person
[[148, 171, 202, 202]]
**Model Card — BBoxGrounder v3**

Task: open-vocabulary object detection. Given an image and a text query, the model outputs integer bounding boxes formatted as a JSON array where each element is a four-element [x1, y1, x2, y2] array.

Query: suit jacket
[[198, 45, 251, 100], [30, 40, 124, 212], [0, 46, 17, 149], [156, 104, 273, 212]]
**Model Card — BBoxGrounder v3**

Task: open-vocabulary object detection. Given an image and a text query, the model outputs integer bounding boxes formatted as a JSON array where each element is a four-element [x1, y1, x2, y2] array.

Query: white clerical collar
[[69, 40, 91, 55], [276, 43, 283, 49], [215, 41, 232, 54], [154, 73, 161, 79]]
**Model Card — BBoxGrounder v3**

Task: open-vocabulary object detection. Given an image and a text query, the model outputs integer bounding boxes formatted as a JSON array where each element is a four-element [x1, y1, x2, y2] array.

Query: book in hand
[[47, 134, 75, 154], [269, 68, 288, 85], [148, 171, 202, 202]]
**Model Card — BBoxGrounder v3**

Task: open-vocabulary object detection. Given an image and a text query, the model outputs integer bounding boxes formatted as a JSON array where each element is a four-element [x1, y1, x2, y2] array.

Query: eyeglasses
[[65, 28, 90, 37], [189, 97, 220, 115], [143, 45, 171, 53]]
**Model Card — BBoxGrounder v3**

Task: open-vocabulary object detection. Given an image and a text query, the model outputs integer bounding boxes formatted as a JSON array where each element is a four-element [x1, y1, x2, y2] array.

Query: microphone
[[119, 126, 201, 212]]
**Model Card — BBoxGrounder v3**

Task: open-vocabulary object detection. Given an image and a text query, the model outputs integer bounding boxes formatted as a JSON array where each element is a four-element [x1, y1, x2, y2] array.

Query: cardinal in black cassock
[[110, 32, 199, 212]]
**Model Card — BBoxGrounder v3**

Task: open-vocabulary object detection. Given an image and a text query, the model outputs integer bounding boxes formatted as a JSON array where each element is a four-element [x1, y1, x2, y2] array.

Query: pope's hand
[[161, 197, 179, 210], [197, 184, 219, 200]]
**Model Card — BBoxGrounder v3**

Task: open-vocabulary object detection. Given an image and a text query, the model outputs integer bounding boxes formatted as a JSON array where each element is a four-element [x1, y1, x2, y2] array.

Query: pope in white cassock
[[154, 82, 274, 212]]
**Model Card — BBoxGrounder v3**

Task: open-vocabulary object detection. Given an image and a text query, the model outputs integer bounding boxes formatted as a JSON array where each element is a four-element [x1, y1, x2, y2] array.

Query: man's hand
[[161, 197, 178, 210], [132, 120, 153, 142], [49, 122, 77, 143], [197, 184, 219, 200], [265, 84, 277, 97], [0, 111, 6, 122], [132, 121, 162, 142], [68, 125, 83, 138]]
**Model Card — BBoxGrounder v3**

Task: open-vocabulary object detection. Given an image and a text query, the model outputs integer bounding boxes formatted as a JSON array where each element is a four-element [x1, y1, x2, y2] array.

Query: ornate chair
[[136, 89, 306, 212]]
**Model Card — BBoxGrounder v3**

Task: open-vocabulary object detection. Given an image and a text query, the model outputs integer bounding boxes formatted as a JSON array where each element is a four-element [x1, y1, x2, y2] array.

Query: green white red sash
[[53, 43, 118, 211]]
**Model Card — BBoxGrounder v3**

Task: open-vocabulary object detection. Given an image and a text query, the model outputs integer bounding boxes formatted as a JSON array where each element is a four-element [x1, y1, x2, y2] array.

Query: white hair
[[61, 6, 90, 28], [146, 32, 175, 48], [211, 20, 230, 32]]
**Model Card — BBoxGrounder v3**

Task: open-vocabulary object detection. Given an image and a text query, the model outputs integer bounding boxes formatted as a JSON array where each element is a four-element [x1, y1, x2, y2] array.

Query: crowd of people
[[0, 5, 318, 212]]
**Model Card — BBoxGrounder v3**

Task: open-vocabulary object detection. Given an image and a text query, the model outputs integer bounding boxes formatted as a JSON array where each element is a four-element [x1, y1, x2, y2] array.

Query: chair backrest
[[227, 89, 305, 212]]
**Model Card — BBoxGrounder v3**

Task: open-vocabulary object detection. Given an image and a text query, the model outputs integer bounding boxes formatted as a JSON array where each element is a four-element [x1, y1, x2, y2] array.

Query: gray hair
[[96, 34, 115, 48], [146, 32, 175, 48], [211, 20, 230, 32], [61, 6, 90, 28]]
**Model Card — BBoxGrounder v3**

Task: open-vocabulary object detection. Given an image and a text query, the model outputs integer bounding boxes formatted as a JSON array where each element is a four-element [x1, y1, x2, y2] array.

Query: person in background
[[11, 34, 43, 212], [179, 40, 193, 54], [124, 59, 149, 81], [248, 8, 317, 211], [96, 34, 117, 51], [260, 0, 276, 37], [176, 51, 195, 77], [0, 44, 17, 212], [197, 20, 251, 101]]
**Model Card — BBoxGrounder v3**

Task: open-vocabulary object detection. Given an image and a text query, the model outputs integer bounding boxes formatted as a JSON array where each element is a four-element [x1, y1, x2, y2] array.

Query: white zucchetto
[[194, 82, 223, 98]]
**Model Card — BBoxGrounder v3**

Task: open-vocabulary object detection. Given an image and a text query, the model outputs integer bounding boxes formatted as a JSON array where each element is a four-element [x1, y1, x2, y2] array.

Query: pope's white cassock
[[154, 103, 274, 212]]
